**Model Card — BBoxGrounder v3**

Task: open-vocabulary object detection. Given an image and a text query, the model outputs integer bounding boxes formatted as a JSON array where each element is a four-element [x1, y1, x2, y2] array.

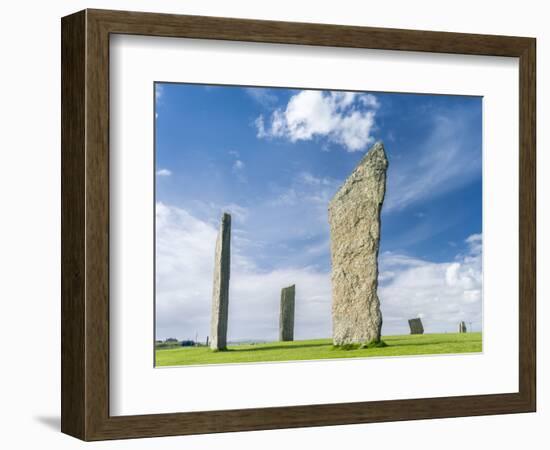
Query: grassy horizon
[[155, 332, 482, 367]]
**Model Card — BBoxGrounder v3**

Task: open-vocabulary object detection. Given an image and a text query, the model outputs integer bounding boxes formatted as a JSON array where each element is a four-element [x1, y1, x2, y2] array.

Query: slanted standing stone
[[459, 321, 467, 333], [329, 142, 388, 346], [279, 285, 296, 341], [408, 318, 424, 335], [210, 213, 231, 350]]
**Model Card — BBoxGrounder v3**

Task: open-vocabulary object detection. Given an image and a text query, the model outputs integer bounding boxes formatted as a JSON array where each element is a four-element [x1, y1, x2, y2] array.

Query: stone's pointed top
[[329, 141, 388, 207], [359, 141, 388, 167], [221, 212, 231, 223], [284, 284, 296, 290]]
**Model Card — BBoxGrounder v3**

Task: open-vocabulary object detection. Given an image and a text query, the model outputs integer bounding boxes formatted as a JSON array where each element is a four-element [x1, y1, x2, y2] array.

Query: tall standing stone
[[329, 142, 388, 346], [408, 318, 424, 335], [279, 285, 296, 341], [210, 213, 231, 350], [458, 321, 467, 333]]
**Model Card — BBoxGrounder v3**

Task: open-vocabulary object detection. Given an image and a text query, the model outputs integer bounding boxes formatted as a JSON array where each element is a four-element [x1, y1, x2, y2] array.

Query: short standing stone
[[408, 318, 424, 335], [459, 321, 467, 333], [210, 213, 231, 350], [329, 142, 388, 346], [279, 285, 296, 341]]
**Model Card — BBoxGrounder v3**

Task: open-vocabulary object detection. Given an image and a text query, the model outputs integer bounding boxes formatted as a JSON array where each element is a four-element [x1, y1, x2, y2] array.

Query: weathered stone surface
[[329, 142, 388, 346], [459, 321, 467, 333], [279, 285, 296, 341], [210, 213, 231, 350], [408, 318, 424, 335]]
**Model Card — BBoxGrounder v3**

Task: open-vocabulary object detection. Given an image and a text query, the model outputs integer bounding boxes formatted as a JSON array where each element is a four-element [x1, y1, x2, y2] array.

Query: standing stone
[[329, 142, 388, 346], [458, 321, 467, 333], [210, 213, 231, 350], [279, 285, 296, 341], [408, 318, 424, 335]]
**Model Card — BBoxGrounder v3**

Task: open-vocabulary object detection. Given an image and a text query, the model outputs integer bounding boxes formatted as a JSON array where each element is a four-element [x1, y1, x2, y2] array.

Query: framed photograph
[[61, 9, 536, 440]]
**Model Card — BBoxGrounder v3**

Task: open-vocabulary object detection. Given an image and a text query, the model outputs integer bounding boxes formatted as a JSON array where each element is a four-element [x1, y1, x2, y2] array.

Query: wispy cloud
[[384, 110, 482, 212], [155, 84, 164, 101], [465, 233, 482, 254], [233, 160, 245, 171], [156, 168, 172, 177], [221, 202, 249, 223], [245, 87, 278, 107], [155, 84, 164, 118], [187, 200, 250, 226], [297, 171, 335, 187], [155, 202, 331, 341], [255, 90, 379, 152], [230, 153, 247, 183], [269, 171, 341, 210], [378, 233, 482, 334]]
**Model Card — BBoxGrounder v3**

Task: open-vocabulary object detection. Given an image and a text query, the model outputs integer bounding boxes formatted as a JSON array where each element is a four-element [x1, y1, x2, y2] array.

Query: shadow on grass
[[225, 342, 329, 352], [224, 340, 469, 353], [204, 335, 482, 356], [385, 339, 475, 348]]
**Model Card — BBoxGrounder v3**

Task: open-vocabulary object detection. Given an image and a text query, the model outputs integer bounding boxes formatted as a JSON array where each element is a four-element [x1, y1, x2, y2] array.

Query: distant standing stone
[[408, 318, 424, 335], [279, 285, 296, 341], [329, 142, 388, 346], [459, 321, 467, 333], [210, 213, 231, 350]]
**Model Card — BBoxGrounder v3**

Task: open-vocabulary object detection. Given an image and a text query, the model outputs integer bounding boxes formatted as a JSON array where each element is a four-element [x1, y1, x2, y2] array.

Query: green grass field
[[155, 332, 482, 367]]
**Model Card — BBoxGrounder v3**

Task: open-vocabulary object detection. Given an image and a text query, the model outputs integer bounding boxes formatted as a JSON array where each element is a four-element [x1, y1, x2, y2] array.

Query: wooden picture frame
[[61, 9, 536, 441]]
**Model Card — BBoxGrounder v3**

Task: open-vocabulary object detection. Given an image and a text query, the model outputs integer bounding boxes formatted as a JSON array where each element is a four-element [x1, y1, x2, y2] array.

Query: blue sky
[[155, 83, 482, 342]]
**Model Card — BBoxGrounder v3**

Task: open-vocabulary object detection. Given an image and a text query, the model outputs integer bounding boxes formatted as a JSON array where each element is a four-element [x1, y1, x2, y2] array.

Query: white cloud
[[465, 233, 482, 254], [221, 203, 249, 223], [254, 115, 267, 138], [255, 90, 379, 152], [231, 158, 247, 183], [156, 168, 172, 177], [360, 94, 380, 108], [232, 160, 245, 171], [378, 233, 482, 334], [155, 203, 331, 341], [155, 84, 163, 101]]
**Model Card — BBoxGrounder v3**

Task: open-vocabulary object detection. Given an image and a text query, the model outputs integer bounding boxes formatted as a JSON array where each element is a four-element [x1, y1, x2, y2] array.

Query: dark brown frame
[[61, 9, 536, 441]]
